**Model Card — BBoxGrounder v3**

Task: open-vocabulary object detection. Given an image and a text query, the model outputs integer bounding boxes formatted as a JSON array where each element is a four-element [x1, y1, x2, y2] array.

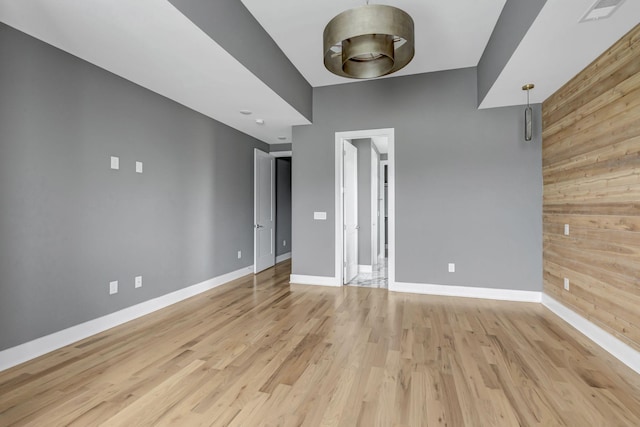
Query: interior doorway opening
[[335, 129, 394, 289]]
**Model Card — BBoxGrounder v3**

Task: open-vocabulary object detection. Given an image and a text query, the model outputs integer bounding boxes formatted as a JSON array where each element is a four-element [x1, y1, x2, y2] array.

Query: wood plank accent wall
[[542, 24, 640, 352]]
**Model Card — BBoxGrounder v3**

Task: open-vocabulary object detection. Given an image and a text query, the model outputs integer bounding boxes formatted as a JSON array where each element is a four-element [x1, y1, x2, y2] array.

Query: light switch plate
[[136, 161, 143, 173], [564, 224, 570, 235], [564, 277, 570, 291], [135, 276, 142, 288], [448, 263, 455, 273], [109, 280, 118, 295], [110, 156, 119, 170], [237, 250, 242, 259], [314, 211, 327, 220]]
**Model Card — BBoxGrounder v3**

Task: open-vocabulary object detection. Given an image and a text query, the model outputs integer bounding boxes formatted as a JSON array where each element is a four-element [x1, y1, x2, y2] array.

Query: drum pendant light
[[323, 3, 414, 79]]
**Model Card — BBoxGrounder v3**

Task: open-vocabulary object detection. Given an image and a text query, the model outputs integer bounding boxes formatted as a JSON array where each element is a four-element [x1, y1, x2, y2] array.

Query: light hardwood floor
[[1, 259, 640, 426]]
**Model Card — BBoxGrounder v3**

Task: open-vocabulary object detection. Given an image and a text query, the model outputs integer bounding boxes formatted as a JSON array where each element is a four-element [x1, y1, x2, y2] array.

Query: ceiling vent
[[580, 0, 625, 22]]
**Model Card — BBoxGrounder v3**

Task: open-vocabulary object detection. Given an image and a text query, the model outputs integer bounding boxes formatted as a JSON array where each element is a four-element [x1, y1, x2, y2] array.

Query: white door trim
[[335, 128, 395, 287]]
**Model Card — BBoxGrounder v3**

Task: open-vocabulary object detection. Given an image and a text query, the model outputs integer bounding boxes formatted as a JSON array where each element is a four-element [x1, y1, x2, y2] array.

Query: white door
[[371, 147, 379, 265], [254, 149, 275, 273], [343, 140, 358, 283]]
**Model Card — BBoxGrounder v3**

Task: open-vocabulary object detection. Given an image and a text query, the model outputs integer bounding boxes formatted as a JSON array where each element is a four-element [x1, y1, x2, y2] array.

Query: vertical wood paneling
[[543, 24, 640, 352]]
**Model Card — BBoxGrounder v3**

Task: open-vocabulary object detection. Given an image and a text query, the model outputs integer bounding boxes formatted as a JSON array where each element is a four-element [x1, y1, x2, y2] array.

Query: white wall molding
[[276, 252, 292, 263], [542, 294, 640, 375], [289, 274, 341, 287], [0, 265, 254, 373], [390, 281, 542, 303], [358, 265, 373, 273]]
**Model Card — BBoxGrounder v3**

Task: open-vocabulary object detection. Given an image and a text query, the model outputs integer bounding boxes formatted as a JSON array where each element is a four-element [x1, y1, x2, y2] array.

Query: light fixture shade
[[524, 106, 533, 141], [323, 4, 414, 79], [522, 83, 535, 142]]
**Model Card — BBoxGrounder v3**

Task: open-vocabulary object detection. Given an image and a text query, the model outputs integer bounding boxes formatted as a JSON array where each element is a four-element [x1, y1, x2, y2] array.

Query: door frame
[[370, 146, 379, 268], [334, 128, 395, 287], [254, 148, 275, 274], [379, 159, 388, 262]]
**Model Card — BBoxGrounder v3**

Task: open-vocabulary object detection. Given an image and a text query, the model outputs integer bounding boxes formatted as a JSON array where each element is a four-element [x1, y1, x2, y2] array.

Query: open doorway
[[254, 149, 292, 275], [334, 129, 394, 289]]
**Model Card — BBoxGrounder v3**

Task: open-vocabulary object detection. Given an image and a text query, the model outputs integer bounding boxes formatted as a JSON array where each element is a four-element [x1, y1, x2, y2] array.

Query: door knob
[[255, 224, 264, 229]]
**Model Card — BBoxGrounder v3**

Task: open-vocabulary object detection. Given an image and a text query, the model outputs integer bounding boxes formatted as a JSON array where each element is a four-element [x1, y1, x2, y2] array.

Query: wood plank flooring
[[1, 259, 640, 426]]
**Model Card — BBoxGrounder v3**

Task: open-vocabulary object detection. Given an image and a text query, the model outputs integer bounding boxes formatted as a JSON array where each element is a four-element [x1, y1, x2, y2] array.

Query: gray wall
[[0, 24, 267, 351], [270, 143, 292, 153], [168, 0, 312, 122], [353, 139, 372, 266], [275, 158, 292, 257], [292, 67, 542, 291], [477, 0, 547, 105]]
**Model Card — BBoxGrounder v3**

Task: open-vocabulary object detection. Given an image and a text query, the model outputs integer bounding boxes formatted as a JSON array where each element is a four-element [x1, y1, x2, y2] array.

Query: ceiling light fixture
[[255, 119, 265, 125], [240, 109, 252, 115], [323, 2, 414, 79], [580, 0, 625, 22], [277, 136, 287, 141], [522, 84, 535, 141]]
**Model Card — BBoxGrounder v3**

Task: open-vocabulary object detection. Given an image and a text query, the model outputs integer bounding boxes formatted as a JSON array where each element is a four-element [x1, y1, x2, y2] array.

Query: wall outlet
[[110, 156, 119, 170], [564, 277, 570, 291], [136, 161, 143, 173], [237, 250, 242, 259], [109, 280, 118, 295], [135, 276, 142, 288], [283, 240, 287, 247], [314, 211, 327, 220], [448, 263, 455, 273], [564, 224, 570, 236]]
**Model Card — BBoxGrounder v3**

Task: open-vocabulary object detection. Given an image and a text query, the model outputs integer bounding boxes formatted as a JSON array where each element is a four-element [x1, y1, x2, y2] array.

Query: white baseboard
[[358, 265, 373, 273], [390, 281, 542, 303], [542, 294, 640, 374], [0, 265, 254, 373], [289, 274, 341, 287], [276, 252, 292, 263]]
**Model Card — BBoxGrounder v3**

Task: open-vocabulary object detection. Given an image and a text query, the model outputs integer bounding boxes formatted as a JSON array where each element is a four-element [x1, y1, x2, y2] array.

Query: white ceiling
[[241, 0, 508, 88], [480, 0, 640, 108], [372, 137, 389, 154], [0, 0, 310, 145], [1, 0, 638, 145], [241, 0, 640, 107]]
